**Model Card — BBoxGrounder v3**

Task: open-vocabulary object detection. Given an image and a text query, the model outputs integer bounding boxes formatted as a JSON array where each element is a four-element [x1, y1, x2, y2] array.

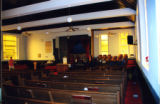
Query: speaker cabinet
[[127, 36, 133, 44]]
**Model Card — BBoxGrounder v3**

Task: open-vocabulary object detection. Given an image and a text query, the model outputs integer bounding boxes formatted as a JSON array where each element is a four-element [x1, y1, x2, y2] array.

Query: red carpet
[[125, 81, 143, 104]]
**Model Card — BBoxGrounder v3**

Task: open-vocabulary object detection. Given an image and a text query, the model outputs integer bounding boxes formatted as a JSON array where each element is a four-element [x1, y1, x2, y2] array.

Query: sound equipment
[[127, 35, 133, 44]]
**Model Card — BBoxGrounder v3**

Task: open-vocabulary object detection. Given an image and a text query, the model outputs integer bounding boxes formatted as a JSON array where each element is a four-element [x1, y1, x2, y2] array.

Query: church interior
[[1, 0, 160, 104]]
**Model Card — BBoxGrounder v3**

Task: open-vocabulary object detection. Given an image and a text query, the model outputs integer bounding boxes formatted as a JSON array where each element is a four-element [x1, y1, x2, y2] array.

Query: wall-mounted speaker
[[127, 35, 133, 44]]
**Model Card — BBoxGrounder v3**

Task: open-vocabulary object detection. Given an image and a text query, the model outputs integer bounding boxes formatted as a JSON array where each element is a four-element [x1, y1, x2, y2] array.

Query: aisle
[[125, 80, 143, 104]]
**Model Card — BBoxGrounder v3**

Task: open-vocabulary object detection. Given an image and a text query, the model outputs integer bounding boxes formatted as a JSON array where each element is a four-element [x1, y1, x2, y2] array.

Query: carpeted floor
[[125, 80, 143, 104]]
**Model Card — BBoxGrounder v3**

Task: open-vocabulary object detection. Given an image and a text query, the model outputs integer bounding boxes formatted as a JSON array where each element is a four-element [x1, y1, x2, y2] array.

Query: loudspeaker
[[127, 36, 133, 44]]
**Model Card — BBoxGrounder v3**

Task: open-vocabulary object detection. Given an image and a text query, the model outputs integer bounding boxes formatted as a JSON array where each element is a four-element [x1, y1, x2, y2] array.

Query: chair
[[97, 55, 102, 61], [118, 54, 123, 62], [123, 54, 128, 64], [107, 54, 112, 62], [102, 55, 107, 60], [113, 56, 118, 62]]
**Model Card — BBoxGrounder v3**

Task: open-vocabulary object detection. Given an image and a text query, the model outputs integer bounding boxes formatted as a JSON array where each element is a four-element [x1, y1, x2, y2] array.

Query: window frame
[[2, 33, 19, 60], [99, 34, 109, 55]]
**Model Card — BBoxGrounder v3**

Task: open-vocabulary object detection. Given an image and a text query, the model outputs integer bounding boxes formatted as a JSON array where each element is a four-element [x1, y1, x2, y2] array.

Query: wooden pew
[[24, 80, 123, 92], [42, 77, 125, 85], [24, 80, 124, 104], [3, 69, 127, 90], [2, 70, 48, 84], [42, 69, 127, 81], [44, 75, 125, 81], [4, 96, 53, 104], [39, 74, 126, 104], [2, 69, 127, 89], [3, 85, 120, 104], [3, 69, 127, 86], [2, 68, 126, 82], [48, 69, 127, 77], [37, 74, 127, 95], [28, 73, 127, 94], [53, 89, 120, 104], [1, 68, 125, 103], [62, 69, 125, 75]]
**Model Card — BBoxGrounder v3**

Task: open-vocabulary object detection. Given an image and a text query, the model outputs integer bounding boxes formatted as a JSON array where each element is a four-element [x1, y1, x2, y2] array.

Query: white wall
[[18, 35, 27, 60], [109, 33, 119, 56], [25, 21, 134, 60], [94, 29, 135, 57], [156, 0, 160, 93], [26, 30, 90, 60], [137, 0, 160, 101], [27, 28, 135, 60], [26, 33, 54, 60]]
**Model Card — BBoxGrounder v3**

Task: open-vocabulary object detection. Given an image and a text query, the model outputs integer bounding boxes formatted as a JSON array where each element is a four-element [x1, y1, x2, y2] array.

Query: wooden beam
[[93, 26, 135, 31], [91, 30, 94, 57]]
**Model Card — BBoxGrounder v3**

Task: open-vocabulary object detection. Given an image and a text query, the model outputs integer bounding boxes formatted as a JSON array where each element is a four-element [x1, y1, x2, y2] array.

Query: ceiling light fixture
[[67, 4, 72, 23], [17, 26, 22, 30], [87, 27, 91, 31], [67, 17, 72, 23], [46, 32, 49, 34]]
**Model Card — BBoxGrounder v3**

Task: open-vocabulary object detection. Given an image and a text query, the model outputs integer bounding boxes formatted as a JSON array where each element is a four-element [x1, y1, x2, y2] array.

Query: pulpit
[[56, 64, 68, 73]]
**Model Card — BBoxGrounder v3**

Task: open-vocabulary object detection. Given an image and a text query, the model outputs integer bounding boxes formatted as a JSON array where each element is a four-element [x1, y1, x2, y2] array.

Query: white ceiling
[[2, 8, 135, 31], [2, 0, 136, 33], [2, 0, 112, 19], [28, 21, 134, 34]]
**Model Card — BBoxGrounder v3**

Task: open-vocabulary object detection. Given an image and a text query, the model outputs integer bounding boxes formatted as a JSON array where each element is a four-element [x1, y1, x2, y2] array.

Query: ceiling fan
[[65, 26, 79, 32], [22, 32, 32, 36], [50, 26, 79, 34], [107, 32, 117, 35]]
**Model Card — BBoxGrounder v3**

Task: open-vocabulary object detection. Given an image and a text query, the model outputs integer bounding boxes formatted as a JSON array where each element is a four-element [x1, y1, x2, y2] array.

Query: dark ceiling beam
[[93, 26, 135, 31], [2, 0, 49, 10], [3, 16, 132, 34], [127, 15, 136, 22], [117, 0, 137, 10]]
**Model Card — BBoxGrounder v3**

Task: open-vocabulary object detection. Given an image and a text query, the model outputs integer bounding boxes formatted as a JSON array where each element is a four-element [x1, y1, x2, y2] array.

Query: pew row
[[24, 80, 124, 104], [3, 85, 120, 104], [3, 69, 126, 81]]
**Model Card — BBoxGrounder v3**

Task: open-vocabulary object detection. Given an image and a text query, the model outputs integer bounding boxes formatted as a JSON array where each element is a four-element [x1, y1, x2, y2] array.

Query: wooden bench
[[5, 96, 53, 104], [3, 85, 120, 104], [48, 70, 127, 77], [41, 70, 127, 81], [36, 74, 127, 94], [24, 80, 124, 104], [28, 73, 127, 94], [45, 75, 125, 80], [2, 70, 48, 83], [63, 69, 125, 75], [2, 68, 126, 81], [3, 69, 126, 104]]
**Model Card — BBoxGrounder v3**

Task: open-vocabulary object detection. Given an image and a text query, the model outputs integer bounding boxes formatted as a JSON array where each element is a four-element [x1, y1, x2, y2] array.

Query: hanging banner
[[45, 41, 52, 53]]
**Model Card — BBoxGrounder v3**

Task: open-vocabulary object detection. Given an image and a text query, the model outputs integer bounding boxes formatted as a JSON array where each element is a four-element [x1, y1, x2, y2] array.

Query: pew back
[[3, 85, 120, 104]]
